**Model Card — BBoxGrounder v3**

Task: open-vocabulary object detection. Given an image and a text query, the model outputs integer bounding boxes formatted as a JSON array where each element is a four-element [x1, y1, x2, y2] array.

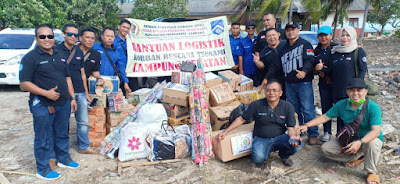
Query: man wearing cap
[[280, 22, 319, 145], [230, 22, 241, 73], [313, 26, 337, 142], [298, 78, 383, 184], [238, 20, 259, 85]]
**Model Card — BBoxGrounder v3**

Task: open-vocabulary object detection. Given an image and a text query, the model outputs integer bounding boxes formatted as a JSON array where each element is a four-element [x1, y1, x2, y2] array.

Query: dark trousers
[[319, 86, 333, 134]]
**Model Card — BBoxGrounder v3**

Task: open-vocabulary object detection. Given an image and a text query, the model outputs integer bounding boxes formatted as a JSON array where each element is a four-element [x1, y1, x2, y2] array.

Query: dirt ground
[[1, 37, 400, 184]]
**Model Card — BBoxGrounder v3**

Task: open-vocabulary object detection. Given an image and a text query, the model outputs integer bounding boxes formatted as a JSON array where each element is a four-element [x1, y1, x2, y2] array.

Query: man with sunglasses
[[55, 24, 99, 155], [218, 79, 302, 169], [19, 25, 80, 180], [237, 20, 259, 85]]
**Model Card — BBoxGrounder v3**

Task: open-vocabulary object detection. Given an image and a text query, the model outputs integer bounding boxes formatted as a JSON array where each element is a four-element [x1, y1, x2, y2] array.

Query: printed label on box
[[231, 132, 253, 156]]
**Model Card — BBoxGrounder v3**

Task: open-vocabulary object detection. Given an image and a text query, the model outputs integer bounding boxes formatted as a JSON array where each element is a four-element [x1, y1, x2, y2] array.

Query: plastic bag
[[137, 103, 167, 129], [118, 122, 147, 161], [225, 103, 249, 129]]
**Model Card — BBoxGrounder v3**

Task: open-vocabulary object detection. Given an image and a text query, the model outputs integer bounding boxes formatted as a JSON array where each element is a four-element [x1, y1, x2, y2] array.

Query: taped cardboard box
[[127, 88, 151, 106], [162, 102, 189, 119], [88, 114, 106, 125], [171, 72, 192, 85], [106, 104, 136, 127], [88, 76, 120, 95], [209, 101, 241, 131], [206, 72, 224, 88], [107, 91, 125, 112], [88, 122, 106, 133], [88, 128, 106, 140], [209, 82, 236, 107], [211, 122, 254, 162], [87, 107, 106, 116], [235, 89, 265, 105], [218, 70, 241, 91], [236, 74, 254, 92], [88, 94, 107, 108], [162, 82, 189, 107], [168, 115, 191, 125]]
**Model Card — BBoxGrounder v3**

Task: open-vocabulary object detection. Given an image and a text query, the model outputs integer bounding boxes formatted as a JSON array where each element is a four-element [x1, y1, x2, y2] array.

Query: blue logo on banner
[[211, 19, 224, 35]]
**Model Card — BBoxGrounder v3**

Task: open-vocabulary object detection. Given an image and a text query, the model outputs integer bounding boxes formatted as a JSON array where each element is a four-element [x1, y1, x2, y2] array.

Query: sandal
[[366, 173, 380, 184], [344, 155, 365, 167]]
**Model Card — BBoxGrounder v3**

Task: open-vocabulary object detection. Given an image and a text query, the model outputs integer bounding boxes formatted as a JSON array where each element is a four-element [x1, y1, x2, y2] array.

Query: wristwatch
[[360, 139, 365, 147], [71, 97, 76, 100]]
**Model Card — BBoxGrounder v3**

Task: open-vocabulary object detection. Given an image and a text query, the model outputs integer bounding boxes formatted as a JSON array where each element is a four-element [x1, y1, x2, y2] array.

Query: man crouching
[[218, 79, 303, 168], [298, 78, 383, 184]]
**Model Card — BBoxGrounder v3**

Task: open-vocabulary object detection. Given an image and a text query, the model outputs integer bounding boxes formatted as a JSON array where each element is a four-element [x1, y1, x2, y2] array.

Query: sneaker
[[36, 170, 60, 180], [78, 148, 99, 154], [320, 132, 331, 142], [282, 158, 294, 167], [255, 163, 266, 169], [57, 161, 80, 169]]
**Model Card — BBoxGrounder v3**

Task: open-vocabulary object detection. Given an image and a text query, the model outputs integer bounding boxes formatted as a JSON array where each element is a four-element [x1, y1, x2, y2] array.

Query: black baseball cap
[[346, 78, 367, 89], [285, 22, 300, 30], [246, 20, 257, 27]]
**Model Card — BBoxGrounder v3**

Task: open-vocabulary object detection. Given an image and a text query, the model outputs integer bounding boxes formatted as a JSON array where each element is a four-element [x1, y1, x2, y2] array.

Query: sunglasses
[[66, 32, 79, 37], [247, 26, 256, 29], [37, 35, 54, 39]]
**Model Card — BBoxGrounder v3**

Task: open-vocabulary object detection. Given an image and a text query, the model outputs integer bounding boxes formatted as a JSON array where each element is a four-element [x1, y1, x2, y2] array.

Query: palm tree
[[358, 0, 372, 44], [320, 0, 354, 40]]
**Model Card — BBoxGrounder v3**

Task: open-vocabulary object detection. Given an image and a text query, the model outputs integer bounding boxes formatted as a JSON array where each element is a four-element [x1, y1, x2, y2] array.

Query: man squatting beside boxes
[[19, 25, 80, 180], [218, 80, 303, 168]]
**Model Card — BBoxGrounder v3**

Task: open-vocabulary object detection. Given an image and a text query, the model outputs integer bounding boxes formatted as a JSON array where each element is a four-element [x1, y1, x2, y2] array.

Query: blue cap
[[317, 26, 332, 35]]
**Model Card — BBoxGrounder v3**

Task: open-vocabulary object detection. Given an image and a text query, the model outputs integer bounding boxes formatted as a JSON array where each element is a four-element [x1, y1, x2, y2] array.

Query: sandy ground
[[1, 37, 400, 184]]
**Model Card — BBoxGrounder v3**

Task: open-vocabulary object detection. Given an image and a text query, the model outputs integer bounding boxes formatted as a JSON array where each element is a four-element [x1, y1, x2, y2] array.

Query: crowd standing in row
[[19, 14, 382, 184]]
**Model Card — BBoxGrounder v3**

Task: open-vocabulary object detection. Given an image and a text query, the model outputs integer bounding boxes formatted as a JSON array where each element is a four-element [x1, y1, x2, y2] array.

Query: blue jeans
[[252, 134, 302, 164], [319, 87, 333, 134], [285, 82, 318, 137], [75, 93, 90, 151], [29, 97, 72, 172]]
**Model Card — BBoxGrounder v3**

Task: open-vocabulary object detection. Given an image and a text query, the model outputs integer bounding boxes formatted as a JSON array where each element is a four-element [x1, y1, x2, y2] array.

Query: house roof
[[293, 0, 373, 13]]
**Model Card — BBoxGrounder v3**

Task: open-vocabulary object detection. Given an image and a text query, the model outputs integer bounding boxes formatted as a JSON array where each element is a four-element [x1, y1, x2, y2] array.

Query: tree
[[129, 0, 189, 21], [367, 0, 400, 35], [319, 0, 354, 40], [358, 0, 372, 44]]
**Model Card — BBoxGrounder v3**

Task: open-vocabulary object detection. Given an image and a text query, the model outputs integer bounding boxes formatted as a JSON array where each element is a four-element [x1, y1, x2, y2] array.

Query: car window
[[0, 34, 34, 49], [299, 33, 319, 45], [54, 33, 64, 45]]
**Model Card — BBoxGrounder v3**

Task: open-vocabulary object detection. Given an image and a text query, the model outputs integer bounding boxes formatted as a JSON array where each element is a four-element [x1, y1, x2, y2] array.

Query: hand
[[296, 70, 306, 79], [318, 71, 325, 78], [260, 79, 268, 89], [315, 59, 324, 71], [239, 69, 245, 75], [124, 83, 132, 93], [70, 99, 77, 113], [297, 125, 309, 134], [344, 140, 362, 154], [289, 136, 302, 147], [86, 92, 91, 103], [46, 86, 60, 101], [96, 78, 105, 86], [252, 53, 260, 64], [218, 132, 228, 141], [232, 65, 239, 70]]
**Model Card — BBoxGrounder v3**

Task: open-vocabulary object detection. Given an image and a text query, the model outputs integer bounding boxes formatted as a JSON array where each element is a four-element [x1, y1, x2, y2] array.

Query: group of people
[[19, 19, 134, 180], [223, 12, 382, 184]]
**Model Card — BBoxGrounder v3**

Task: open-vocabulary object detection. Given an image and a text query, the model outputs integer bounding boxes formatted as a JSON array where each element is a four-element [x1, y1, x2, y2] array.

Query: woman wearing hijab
[[317, 26, 368, 132]]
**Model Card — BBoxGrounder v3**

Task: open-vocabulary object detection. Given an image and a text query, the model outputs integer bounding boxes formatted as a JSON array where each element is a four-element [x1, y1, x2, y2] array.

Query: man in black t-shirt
[[19, 25, 79, 180], [218, 80, 302, 168], [55, 24, 99, 155]]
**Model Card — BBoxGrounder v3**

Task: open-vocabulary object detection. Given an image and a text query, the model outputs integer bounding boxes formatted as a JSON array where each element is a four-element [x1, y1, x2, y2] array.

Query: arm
[[253, 53, 265, 69], [20, 82, 60, 101], [357, 48, 368, 79], [300, 43, 315, 74], [237, 41, 244, 75], [81, 68, 90, 102], [345, 126, 381, 154], [297, 114, 332, 133], [218, 116, 246, 140], [116, 58, 131, 93], [66, 77, 77, 112], [238, 56, 244, 75]]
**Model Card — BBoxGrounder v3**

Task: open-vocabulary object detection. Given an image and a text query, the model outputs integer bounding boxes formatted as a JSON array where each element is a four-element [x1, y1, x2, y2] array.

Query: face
[[79, 31, 95, 49], [63, 26, 79, 45], [263, 14, 276, 29], [265, 82, 283, 102], [285, 27, 299, 40], [118, 22, 131, 37], [246, 25, 256, 35], [101, 29, 115, 47], [266, 30, 279, 46], [35, 27, 55, 52], [231, 25, 240, 37], [318, 33, 332, 46], [340, 30, 351, 46], [346, 88, 368, 103]]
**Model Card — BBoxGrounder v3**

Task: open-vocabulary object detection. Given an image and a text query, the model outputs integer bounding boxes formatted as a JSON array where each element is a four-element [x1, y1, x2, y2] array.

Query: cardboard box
[[162, 102, 189, 119], [206, 72, 224, 88], [127, 88, 151, 105], [171, 72, 192, 85], [106, 104, 136, 127], [88, 129, 106, 140], [236, 74, 254, 92], [88, 94, 107, 108], [209, 101, 241, 131], [88, 76, 120, 95], [235, 89, 265, 105], [107, 92, 125, 112], [168, 115, 191, 125], [209, 82, 236, 107], [87, 107, 106, 116], [88, 114, 106, 125], [88, 122, 106, 133], [90, 138, 104, 147], [218, 70, 241, 91], [211, 122, 255, 162], [162, 82, 189, 107]]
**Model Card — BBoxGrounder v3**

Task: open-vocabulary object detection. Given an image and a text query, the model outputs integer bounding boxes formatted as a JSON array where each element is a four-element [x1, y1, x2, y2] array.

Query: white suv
[[0, 28, 63, 85]]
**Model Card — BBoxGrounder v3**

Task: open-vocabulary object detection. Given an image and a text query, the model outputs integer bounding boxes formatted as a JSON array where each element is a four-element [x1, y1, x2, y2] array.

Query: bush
[[392, 30, 400, 38]]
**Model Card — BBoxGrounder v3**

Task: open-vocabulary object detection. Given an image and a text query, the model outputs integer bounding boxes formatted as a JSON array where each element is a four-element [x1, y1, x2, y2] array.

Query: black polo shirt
[[82, 48, 101, 79], [253, 28, 286, 53], [55, 43, 85, 93], [241, 99, 296, 138], [19, 46, 71, 107], [260, 40, 287, 81]]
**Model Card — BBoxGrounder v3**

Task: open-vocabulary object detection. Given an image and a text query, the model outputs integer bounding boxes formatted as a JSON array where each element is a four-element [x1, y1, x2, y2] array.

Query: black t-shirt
[[82, 48, 101, 79], [313, 42, 337, 88], [241, 99, 296, 138], [260, 40, 287, 81], [55, 43, 85, 93], [19, 46, 71, 106], [253, 28, 286, 53]]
